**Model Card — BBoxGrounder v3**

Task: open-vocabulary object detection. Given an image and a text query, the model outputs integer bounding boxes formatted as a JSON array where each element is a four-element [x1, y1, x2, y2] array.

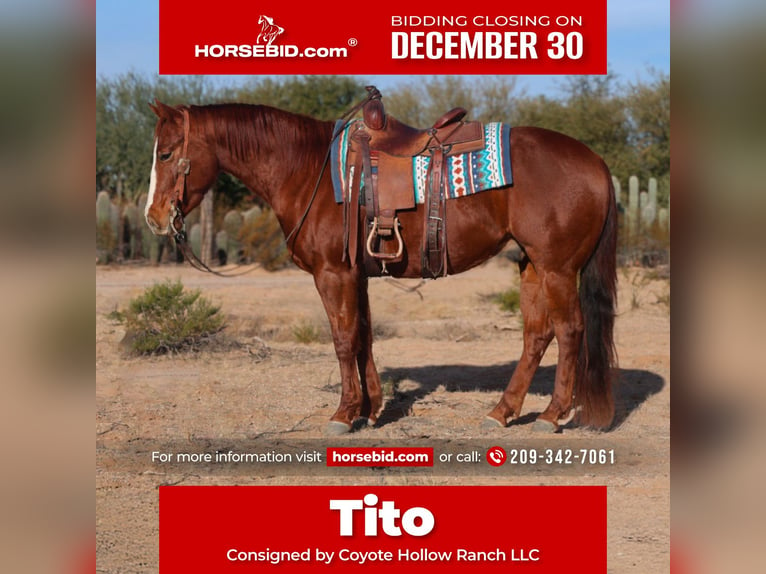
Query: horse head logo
[[257, 15, 285, 46]]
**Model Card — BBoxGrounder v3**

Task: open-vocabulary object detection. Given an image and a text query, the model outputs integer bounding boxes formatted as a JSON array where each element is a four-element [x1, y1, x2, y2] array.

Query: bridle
[[169, 107, 191, 242], [166, 107, 253, 277]]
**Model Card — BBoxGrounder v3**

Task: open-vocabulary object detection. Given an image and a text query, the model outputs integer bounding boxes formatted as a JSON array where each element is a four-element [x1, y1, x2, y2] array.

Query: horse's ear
[[150, 99, 182, 121]]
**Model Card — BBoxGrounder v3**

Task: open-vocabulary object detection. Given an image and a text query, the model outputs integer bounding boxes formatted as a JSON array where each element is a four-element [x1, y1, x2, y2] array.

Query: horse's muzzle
[[145, 212, 172, 236]]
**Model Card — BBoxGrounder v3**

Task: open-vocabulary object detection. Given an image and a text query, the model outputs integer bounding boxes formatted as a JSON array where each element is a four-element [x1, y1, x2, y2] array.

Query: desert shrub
[[291, 319, 331, 344], [238, 208, 292, 271], [492, 288, 521, 313], [110, 280, 225, 354]]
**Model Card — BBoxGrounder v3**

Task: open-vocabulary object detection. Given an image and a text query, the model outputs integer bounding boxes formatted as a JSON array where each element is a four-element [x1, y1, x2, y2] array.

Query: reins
[[170, 90, 377, 277]]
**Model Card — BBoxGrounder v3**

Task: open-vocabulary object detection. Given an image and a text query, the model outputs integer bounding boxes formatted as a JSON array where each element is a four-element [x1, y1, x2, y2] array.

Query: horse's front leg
[[356, 275, 383, 426], [314, 267, 364, 435]]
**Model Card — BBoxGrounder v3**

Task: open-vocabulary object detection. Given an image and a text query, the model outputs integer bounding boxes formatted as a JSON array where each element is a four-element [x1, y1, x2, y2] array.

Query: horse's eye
[[159, 151, 172, 162]]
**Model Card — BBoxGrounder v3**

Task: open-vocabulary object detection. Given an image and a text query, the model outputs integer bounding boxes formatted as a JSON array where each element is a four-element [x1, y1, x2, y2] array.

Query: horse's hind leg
[[486, 261, 554, 426], [313, 267, 363, 435], [356, 276, 383, 426], [533, 269, 583, 432]]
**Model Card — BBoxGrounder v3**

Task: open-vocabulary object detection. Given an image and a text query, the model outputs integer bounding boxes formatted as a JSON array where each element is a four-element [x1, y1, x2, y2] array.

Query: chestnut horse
[[145, 100, 617, 434]]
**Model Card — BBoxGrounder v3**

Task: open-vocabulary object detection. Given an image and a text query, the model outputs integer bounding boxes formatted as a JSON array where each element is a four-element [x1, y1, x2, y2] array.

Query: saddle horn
[[363, 86, 386, 130]]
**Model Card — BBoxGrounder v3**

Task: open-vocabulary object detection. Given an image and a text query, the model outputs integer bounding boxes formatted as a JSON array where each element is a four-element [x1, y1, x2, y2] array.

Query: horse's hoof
[[350, 418, 371, 432], [481, 416, 505, 430], [532, 418, 558, 433], [325, 421, 352, 436]]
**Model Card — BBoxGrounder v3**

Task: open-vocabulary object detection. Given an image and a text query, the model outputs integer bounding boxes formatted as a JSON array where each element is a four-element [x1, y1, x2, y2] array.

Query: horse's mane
[[192, 103, 332, 167]]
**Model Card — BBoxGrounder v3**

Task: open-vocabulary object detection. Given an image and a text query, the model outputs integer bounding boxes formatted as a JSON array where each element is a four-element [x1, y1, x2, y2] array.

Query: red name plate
[[159, 0, 606, 75], [160, 486, 606, 572]]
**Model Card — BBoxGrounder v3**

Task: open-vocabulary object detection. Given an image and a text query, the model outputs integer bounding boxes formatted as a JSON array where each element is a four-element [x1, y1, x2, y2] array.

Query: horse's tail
[[574, 174, 618, 429]]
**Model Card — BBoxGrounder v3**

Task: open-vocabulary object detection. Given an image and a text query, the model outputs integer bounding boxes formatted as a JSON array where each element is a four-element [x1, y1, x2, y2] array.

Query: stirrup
[[366, 216, 404, 261]]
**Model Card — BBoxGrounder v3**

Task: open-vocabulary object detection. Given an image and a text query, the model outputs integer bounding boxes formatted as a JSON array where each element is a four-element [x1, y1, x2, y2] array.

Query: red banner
[[160, 486, 606, 572], [159, 0, 606, 75]]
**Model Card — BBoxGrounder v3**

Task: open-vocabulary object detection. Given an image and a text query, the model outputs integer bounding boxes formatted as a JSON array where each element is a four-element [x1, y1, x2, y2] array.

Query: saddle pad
[[414, 122, 512, 201], [330, 120, 513, 204]]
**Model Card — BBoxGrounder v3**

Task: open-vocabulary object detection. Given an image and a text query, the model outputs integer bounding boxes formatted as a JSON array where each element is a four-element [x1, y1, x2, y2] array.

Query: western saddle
[[344, 86, 486, 278]]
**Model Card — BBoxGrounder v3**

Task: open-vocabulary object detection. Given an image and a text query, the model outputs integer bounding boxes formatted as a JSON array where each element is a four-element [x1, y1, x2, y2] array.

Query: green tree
[[232, 75, 366, 119], [561, 74, 638, 180], [383, 76, 524, 125], [96, 73, 156, 200]]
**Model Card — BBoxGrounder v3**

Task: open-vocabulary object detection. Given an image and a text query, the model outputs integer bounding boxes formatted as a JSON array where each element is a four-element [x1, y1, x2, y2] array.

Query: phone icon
[[486, 446, 506, 467]]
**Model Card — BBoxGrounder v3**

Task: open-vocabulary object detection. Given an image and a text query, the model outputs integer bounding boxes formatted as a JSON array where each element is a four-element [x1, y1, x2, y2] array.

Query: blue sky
[[96, 0, 669, 95]]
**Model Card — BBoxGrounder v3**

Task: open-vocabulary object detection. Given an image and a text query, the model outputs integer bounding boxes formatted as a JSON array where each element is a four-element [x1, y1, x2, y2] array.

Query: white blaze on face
[[145, 138, 159, 220]]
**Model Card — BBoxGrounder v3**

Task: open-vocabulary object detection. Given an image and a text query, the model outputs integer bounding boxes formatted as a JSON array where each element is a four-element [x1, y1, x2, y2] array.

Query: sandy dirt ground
[[96, 256, 670, 573]]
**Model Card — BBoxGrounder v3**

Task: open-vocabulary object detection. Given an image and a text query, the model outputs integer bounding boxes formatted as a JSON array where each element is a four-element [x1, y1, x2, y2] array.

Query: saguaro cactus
[[96, 191, 111, 228], [612, 175, 622, 208], [189, 223, 202, 258], [642, 177, 658, 229], [627, 175, 639, 239]]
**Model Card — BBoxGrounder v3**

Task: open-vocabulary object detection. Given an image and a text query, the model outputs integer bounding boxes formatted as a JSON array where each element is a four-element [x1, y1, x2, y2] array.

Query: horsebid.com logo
[[256, 15, 284, 46], [194, 14, 349, 59]]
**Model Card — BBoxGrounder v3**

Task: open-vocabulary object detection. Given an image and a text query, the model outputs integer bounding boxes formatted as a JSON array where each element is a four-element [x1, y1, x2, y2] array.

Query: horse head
[[145, 101, 218, 237]]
